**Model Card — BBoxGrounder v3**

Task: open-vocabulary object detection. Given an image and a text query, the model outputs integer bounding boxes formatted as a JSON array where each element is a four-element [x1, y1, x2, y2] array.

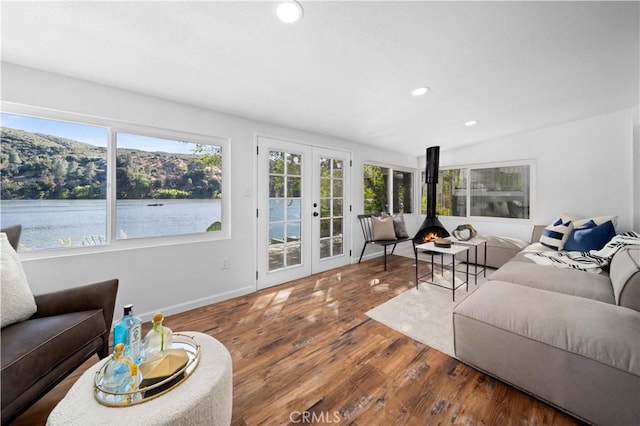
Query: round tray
[[94, 333, 201, 406]]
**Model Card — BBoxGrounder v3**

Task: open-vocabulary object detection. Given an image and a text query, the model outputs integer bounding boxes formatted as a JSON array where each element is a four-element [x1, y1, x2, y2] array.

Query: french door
[[256, 136, 351, 289]]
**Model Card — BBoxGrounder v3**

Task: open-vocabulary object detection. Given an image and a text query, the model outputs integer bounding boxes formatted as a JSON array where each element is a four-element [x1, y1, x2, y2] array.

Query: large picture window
[[115, 132, 222, 239], [1, 114, 108, 250], [422, 162, 531, 219], [1, 112, 226, 251], [363, 164, 413, 214]]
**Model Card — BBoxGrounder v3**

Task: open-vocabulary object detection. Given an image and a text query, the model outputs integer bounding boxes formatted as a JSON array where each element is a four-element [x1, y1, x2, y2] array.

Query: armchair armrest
[[32, 279, 119, 344]]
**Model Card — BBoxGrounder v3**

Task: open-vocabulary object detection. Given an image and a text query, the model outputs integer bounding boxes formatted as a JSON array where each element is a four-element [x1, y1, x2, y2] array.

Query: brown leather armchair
[[0, 225, 119, 424]]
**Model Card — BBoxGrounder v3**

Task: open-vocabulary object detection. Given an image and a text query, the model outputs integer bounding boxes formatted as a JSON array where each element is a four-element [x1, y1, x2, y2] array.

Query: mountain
[[0, 127, 222, 200]]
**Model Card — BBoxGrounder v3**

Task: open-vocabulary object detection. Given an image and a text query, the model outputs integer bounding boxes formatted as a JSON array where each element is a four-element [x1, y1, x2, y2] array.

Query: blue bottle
[[113, 304, 144, 364]]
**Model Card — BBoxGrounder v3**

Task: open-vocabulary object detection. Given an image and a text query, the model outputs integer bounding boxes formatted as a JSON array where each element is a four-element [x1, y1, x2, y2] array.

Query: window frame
[[422, 159, 536, 222], [363, 161, 415, 215], [2, 102, 231, 258]]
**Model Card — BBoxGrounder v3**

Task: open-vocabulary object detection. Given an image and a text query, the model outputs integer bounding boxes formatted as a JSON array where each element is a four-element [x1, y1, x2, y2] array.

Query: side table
[[450, 236, 487, 285], [415, 242, 470, 301], [46, 331, 233, 426]]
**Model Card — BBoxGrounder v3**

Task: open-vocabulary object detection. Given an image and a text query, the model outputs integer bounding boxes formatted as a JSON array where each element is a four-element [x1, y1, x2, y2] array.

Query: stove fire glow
[[422, 231, 440, 243]]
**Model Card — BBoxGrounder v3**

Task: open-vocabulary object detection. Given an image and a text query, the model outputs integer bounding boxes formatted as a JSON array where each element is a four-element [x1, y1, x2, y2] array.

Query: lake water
[[0, 199, 222, 250]]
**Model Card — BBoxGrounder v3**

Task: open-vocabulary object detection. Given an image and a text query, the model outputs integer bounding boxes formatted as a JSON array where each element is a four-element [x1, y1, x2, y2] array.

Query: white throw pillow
[[371, 216, 397, 240], [539, 217, 573, 251], [1, 233, 37, 328]]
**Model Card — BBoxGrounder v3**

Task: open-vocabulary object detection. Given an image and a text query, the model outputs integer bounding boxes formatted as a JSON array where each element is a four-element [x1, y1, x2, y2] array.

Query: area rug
[[366, 272, 487, 358]]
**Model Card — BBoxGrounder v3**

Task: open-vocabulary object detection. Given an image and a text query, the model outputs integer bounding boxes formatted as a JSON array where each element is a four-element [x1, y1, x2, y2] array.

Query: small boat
[[147, 203, 164, 207]]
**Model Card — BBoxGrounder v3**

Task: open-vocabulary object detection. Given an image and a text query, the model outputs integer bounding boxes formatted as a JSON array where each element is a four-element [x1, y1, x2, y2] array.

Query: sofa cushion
[[539, 217, 573, 250], [489, 261, 615, 304], [564, 220, 616, 252], [453, 281, 640, 425], [0, 233, 37, 328], [610, 247, 640, 312], [463, 235, 529, 269], [0, 310, 106, 405]]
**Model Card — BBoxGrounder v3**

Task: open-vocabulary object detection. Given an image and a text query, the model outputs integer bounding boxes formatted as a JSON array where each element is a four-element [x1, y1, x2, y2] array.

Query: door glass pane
[[320, 199, 330, 218], [332, 218, 343, 235], [320, 219, 330, 238], [332, 160, 343, 178], [319, 158, 331, 178], [320, 178, 330, 198], [270, 176, 284, 197], [318, 156, 344, 260], [320, 239, 331, 259], [270, 151, 285, 173], [286, 153, 301, 176], [333, 199, 343, 216], [286, 199, 301, 221], [269, 149, 304, 271], [332, 236, 343, 256], [287, 177, 301, 198]]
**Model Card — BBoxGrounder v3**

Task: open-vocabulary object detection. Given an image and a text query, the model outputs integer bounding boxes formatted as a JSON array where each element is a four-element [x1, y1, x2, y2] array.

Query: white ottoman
[[47, 332, 232, 426]]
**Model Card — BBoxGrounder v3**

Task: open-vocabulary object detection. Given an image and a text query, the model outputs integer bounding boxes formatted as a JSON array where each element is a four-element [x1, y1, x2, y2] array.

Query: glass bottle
[[143, 312, 173, 356], [101, 343, 143, 403], [113, 304, 144, 364]]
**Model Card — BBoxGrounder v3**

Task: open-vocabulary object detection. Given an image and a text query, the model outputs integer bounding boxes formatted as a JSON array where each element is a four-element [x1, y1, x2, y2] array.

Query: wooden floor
[[12, 255, 583, 425]]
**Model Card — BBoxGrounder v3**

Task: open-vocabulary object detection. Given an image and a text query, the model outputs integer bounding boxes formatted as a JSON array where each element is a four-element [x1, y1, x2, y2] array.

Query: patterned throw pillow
[[371, 216, 397, 241], [564, 220, 616, 252], [539, 217, 573, 251]]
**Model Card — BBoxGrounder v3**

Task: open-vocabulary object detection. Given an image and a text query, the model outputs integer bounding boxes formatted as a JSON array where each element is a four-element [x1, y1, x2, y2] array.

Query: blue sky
[[1, 113, 195, 154]]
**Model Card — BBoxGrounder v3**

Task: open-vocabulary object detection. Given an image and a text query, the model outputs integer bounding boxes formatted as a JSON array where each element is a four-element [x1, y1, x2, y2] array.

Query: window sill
[[18, 232, 229, 261]]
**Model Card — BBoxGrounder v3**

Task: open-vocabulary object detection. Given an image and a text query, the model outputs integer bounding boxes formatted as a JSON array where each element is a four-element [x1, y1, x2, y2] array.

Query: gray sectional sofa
[[453, 226, 640, 425]]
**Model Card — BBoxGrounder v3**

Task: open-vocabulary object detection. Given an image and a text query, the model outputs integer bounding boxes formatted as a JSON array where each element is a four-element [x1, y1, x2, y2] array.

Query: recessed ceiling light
[[276, 1, 303, 24], [464, 120, 478, 127], [412, 87, 429, 96]]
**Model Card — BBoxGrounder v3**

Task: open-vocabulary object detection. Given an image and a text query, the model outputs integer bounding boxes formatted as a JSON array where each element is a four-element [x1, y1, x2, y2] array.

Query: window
[[115, 132, 223, 239], [1, 114, 108, 250], [470, 165, 530, 218], [392, 170, 413, 214], [1, 112, 226, 251], [422, 162, 531, 219], [363, 164, 413, 214]]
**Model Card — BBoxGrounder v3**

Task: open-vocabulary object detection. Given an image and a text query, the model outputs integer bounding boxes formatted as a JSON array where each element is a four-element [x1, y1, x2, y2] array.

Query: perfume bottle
[[102, 343, 142, 402], [143, 312, 173, 356], [113, 304, 144, 364]]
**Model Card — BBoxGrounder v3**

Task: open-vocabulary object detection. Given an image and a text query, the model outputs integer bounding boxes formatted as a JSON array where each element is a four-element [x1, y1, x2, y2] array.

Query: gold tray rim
[[93, 333, 201, 407]]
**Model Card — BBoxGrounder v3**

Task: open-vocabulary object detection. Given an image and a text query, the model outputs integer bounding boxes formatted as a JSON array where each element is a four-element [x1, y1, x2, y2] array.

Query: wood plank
[[10, 255, 584, 426]]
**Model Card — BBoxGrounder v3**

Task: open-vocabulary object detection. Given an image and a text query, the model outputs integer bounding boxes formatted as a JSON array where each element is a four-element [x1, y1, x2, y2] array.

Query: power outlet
[[221, 257, 230, 269]]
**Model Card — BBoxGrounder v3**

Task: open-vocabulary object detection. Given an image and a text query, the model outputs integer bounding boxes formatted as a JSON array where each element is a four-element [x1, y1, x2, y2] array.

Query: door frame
[[254, 133, 353, 290]]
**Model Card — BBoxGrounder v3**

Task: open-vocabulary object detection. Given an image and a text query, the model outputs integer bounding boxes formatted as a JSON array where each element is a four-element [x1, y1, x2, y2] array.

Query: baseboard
[[136, 285, 255, 322]]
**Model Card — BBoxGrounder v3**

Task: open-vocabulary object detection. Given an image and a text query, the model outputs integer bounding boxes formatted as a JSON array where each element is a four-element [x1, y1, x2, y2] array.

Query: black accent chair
[[357, 214, 412, 270]]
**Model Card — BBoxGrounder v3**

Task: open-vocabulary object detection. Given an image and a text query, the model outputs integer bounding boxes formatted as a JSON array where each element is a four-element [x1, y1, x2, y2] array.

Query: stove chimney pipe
[[426, 146, 440, 185]]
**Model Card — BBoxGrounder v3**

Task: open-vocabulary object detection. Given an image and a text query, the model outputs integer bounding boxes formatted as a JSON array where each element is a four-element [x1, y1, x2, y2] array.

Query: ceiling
[[1, 1, 638, 156]]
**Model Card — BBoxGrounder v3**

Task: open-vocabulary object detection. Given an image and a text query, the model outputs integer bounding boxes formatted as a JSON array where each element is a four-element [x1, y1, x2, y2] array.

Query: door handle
[[313, 212, 319, 217]]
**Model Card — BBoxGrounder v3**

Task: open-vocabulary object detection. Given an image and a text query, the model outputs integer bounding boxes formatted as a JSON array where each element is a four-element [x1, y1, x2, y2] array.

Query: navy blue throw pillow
[[564, 220, 616, 252]]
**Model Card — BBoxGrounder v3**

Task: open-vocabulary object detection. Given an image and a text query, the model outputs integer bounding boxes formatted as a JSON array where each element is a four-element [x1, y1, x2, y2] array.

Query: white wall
[[419, 109, 637, 241], [3, 62, 636, 322], [1, 62, 414, 321]]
